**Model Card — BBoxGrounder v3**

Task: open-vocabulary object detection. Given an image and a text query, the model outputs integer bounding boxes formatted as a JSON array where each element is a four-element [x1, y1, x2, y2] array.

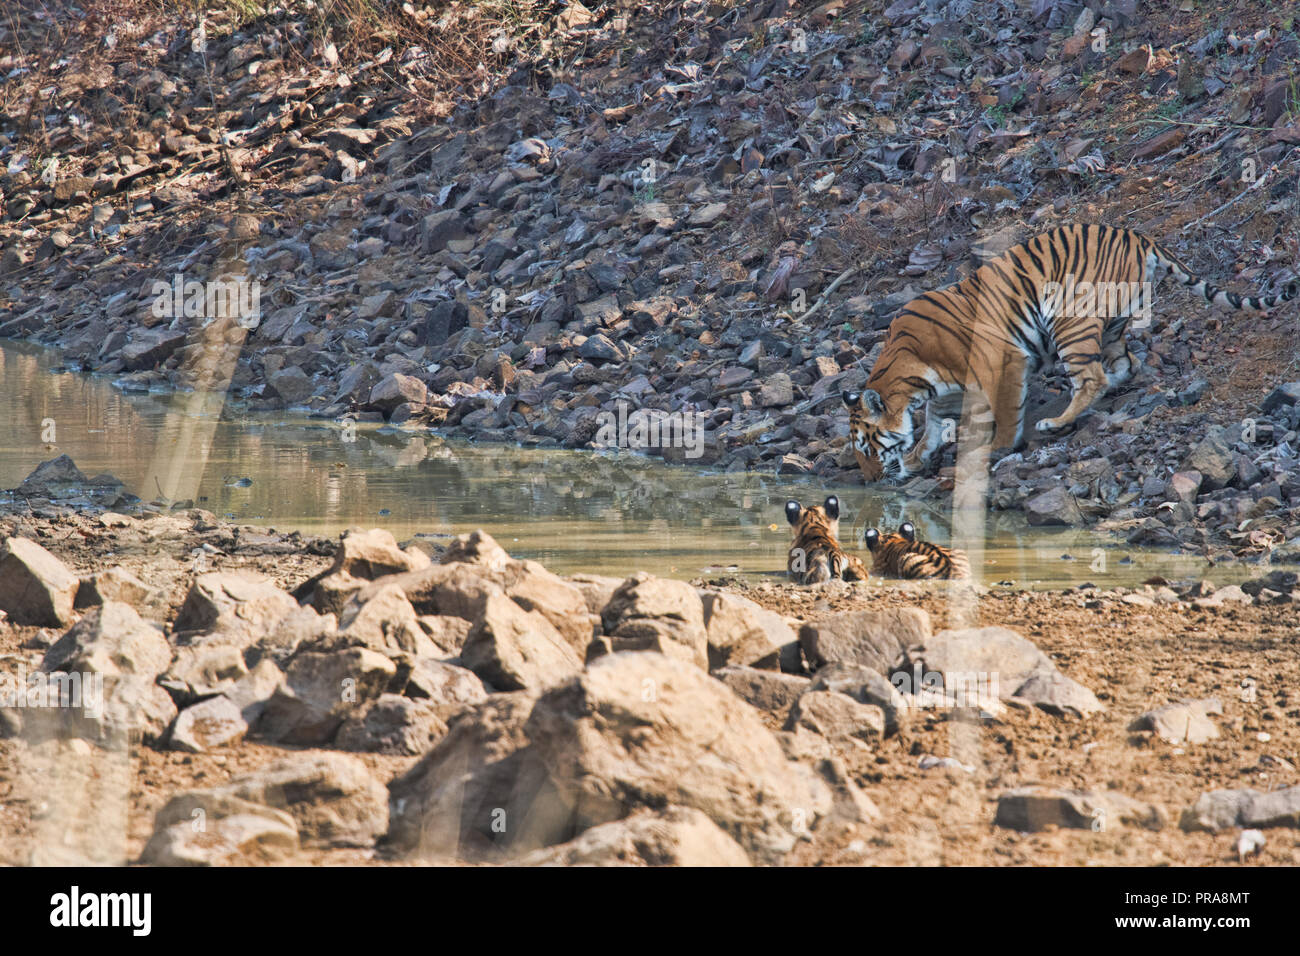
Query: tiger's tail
[[1151, 241, 1298, 313]]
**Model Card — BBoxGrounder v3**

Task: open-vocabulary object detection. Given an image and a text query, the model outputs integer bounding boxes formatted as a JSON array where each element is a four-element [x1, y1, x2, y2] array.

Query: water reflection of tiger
[[785, 495, 868, 585], [864, 521, 971, 580]]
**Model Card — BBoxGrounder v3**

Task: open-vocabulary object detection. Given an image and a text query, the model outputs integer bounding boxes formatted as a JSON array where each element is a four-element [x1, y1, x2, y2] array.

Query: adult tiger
[[844, 224, 1298, 482], [785, 495, 868, 584], [864, 521, 971, 580]]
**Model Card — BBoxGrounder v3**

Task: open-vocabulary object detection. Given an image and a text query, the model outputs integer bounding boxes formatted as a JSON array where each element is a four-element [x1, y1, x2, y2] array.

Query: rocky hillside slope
[[1, 0, 1299, 559]]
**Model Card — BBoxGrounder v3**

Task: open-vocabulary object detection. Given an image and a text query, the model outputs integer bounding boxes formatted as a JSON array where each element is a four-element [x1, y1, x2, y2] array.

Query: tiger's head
[[785, 495, 842, 539], [843, 389, 915, 482]]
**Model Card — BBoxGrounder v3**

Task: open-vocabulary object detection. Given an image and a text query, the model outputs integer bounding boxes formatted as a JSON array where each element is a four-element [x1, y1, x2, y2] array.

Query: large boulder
[[900, 626, 1103, 717], [141, 799, 299, 866], [522, 653, 830, 862], [43, 601, 171, 678], [1022, 485, 1087, 526], [1180, 784, 1300, 832], [0, 537, 80, 627], [700, 591, 795, 671], [387, 654, 830, 864], [601, 573, 709, 669], [386, 691, 543, 860], [148, 752, 388, 851], [996, 787, 1165, 832], [255, 648, 396, 745], [335, 694, 448, 755], [5, 603, 177, 746], [297, 528, 430, 614], [714, 666, 811, 713], [172, 572, 298, 647], [784, 690, 886, 746], [798, 607, 932, 672], [403, 659, 488, 716], [513, 807, 751, 866], [1180, 426, 1236, 491], [74, 566, 152, 609], [460, 591, 584, 691], [334, 583, 438, 658]]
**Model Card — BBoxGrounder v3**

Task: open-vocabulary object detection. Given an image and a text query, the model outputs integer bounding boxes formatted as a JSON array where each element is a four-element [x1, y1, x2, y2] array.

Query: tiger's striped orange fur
[[785, 495, 868, 584], [845, 224, 1298, 482], [864, 521, 971, 580]]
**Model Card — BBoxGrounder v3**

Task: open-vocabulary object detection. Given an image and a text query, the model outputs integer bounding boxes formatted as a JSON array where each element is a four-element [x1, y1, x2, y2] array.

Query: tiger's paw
[[1034, 417, 1066, 433]]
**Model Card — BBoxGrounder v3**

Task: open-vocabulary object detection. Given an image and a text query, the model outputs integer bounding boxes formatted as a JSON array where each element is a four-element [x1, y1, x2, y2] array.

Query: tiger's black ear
[[842, 391, 860, 409], [823, 495, 840, 519], [899, 521, 916, 542], [861, 389, 886, 419], [785, 500, 802, 526], [864, 528, 880, 551]]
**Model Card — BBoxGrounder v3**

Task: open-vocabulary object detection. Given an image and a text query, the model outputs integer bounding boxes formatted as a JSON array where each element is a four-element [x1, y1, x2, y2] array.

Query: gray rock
[[74, 566, 152, 609], [798, 607, 932, 673], [901, 626, 1103, 717], [43, 601, 171, 679], [0, 537, 80, 627], [577, 333, 625, 362], [1129, 698, 1222, 744], [700, 590, 793, 670], [170, 695, 248, 752], [1181, 426, 1235, 491], [601, 573, 709, 670], [157, 751, 389, 848], [266, 365, 315, 404], [403, 658, 488, 716], [714, 666, 811, 712], [996, 787, 1165, 832], [335, 694, 448, 755], [387, 654, 830, 863], [513, 807, 751, 866], [142, 803, 299, 866], [1181, 784, 1300, 832], [460, 591, 583, 691], [809, 661, 909, 735], [784, 690, 886, 745], [255, 648, 396, 745], [1023, 485, 1087, 526], [335, 583, 438, 658], [369, 372, 428, 413], [1261, 381, 1300, 413], [421, 210, 468, 254], [173, 571, 298, 648]]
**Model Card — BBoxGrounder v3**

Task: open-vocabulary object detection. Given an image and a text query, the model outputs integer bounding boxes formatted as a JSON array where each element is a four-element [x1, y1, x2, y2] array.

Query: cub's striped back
[[864, 521, 971, 580], [785, 495, 868, 584]]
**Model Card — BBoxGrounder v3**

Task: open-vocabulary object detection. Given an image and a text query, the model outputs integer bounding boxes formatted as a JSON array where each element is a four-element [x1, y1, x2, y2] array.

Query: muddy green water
[[0, 340, 1237, 588]]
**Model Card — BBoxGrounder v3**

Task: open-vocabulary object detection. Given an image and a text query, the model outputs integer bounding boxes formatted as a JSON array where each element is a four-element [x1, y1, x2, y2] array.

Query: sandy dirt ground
[[1, 511, 1296, 866]]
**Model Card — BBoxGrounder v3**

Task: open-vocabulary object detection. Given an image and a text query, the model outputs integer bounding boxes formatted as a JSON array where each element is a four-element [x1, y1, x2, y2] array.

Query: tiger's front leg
[[901, 402, 944, 475]]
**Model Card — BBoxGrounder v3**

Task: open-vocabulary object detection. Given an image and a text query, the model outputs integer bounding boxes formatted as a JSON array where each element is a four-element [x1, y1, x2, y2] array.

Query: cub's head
[[785, 495, 841, 539], [843, 389, 914, 481], [864, 521, 915, 551]]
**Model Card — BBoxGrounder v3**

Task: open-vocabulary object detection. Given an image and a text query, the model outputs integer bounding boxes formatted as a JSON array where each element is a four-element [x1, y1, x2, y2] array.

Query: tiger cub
[[785, 495, 868, 584], [845, 223, 1298, 482], [864, 521, 971, 580]]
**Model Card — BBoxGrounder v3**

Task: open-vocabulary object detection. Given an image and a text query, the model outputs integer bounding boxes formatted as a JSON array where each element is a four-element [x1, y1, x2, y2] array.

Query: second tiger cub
[[865, 521, 971, 579]]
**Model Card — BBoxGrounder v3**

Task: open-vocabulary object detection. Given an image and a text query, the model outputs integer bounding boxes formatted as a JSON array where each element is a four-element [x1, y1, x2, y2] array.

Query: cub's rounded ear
[[899, 521, 916, 542], [784, 500, 802, 526], [823, 495, 840, 519], [864, 528, 880, 551], [842, 391, 860, 409]]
